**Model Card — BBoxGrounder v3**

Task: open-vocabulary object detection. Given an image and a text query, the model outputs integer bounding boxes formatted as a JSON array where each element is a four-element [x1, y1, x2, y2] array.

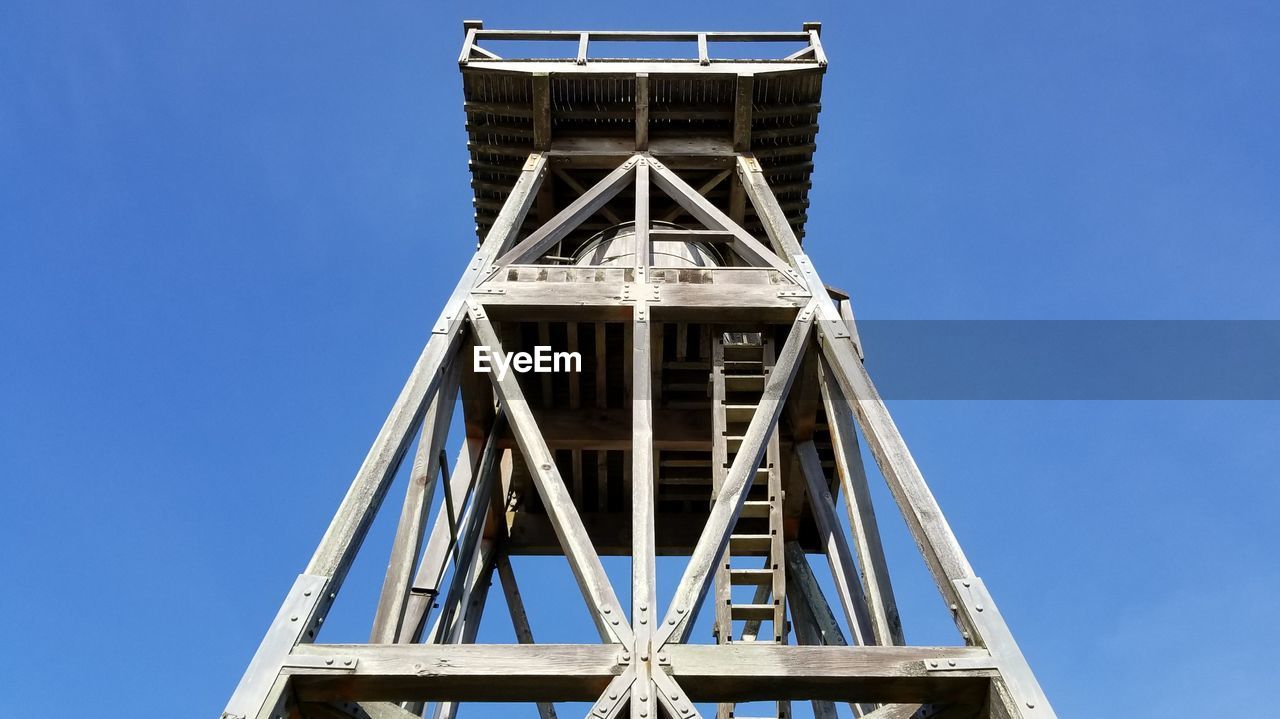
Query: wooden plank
[[631, 307, 656, 719], [635, 73, 650, 152], [286, 644, 993, 704], [733, 74, 754, 153], [370, 361, 462, 643], [796, 439, 876, 646], [469, 304, 633, 645], [495, 157, 637, 267], [634, 160, 651, 275], [735, 154, 804, 264], [287, 644, 622, 702], [655, 307, 813, 645], [819, 358, 903, 646], [532, 74, 551, 150]]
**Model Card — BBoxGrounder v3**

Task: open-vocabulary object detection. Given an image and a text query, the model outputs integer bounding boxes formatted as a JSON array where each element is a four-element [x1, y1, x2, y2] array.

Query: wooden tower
[[222, 22, 1057, 719]]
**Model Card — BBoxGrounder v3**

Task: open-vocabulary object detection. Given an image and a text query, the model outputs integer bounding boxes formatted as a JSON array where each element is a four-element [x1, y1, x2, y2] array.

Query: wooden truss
[[222, 24, 1056, 719], [221, 148, 1057, 719]]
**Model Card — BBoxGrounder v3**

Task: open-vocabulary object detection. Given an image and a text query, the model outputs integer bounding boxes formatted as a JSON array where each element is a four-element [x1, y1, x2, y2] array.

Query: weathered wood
[[819, 358, 903, 645], [532, 74, 551, 150], [648, 157, 793, 274], [469, 304, 633, 645], [796, 439, 876, 646], [286, 644, 994, 704], [735, 155, 804, 264], [635, 73, 649, 152], [656, 307, 814, 645], [370, 361, 461, 644], [495, 156, 637, 266], [399, 445, 474, 643]]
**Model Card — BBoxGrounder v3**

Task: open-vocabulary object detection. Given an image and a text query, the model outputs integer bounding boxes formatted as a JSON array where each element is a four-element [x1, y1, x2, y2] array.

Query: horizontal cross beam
[[283, 644, 995, 704]]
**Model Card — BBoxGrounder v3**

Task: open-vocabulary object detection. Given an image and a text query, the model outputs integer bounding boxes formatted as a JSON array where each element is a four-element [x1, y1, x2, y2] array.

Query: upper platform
[[459, 22, 826, 248]]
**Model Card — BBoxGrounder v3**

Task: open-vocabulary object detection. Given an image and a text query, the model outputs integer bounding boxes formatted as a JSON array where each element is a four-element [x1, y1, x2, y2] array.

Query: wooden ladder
[[711, 330, 791, 719]]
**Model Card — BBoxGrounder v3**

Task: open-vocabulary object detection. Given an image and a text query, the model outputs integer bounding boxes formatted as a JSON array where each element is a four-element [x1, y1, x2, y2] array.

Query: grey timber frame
[[221, 21, 1057, 719]]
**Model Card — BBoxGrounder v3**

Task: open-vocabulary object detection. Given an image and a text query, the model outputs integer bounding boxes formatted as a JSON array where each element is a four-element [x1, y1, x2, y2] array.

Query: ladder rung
[[729, 569, 774, 585], [730, 603, 776, 621], [724, 374, 766, 390], [730, 534, 773, 553]]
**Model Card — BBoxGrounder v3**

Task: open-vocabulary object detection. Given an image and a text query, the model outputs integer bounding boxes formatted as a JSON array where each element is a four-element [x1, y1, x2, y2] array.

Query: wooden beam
[[658, 168, 731, 223], [370, 361, 462, 643], [552, 169, 622, 225], [648, 157, 793, 274], [285, 644, 994, 704], [468, 304, 633, 645], [796, 439, 876, 646], [655, 306, 813, 645], [735, 154, 804, 264], [635, 73, 650, 152], [631, 303, 657, 719], [494, 156, 638, 267], [532, 73, 552, 150], [819, 358, 903, 645]]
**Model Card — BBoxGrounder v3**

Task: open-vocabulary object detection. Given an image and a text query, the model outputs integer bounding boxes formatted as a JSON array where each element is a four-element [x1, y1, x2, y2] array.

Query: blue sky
[[2, 1, 1278, 716]]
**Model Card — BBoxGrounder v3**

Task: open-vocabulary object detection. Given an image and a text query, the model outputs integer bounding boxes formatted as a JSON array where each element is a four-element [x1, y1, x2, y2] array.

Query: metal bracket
[[282, 654, 360, 673], [923, 655, 998, 672], [952, 577, 1057, 718]]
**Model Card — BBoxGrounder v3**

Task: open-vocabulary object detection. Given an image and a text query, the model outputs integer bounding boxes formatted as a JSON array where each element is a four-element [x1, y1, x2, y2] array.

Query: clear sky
[[2, 1, 1278, 717]]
